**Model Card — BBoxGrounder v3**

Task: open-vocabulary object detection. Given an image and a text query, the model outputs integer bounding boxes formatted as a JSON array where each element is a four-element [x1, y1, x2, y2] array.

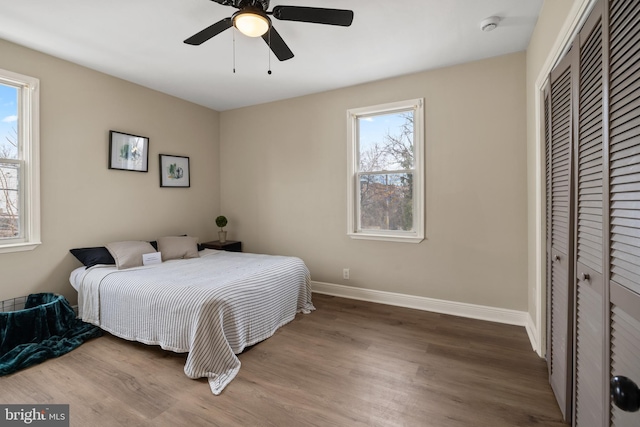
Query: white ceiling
[[0, 0, 542, 111]]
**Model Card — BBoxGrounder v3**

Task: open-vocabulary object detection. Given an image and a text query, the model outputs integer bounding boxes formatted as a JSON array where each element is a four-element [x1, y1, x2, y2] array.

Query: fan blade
[[262, 26, 294, 61], [272, 6, 353, 26], [184, 17, 233, 45]]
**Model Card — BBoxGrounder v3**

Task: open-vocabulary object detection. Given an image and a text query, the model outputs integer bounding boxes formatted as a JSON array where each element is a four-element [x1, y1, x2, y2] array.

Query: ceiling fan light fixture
[[233, 10, 270, 37]]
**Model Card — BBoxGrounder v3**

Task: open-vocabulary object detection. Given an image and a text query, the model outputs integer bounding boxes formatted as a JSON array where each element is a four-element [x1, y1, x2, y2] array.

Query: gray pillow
[[105, 241, 157, 270], [157, 236, 200, 261]]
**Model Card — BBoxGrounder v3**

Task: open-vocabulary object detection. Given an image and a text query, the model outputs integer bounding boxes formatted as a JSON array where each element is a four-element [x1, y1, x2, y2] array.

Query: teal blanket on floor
[[0, 293, 102, 376]]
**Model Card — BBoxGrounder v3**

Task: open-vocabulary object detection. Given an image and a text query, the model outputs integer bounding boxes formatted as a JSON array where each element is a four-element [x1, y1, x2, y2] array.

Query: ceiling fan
[[184, 0, 354, 61]]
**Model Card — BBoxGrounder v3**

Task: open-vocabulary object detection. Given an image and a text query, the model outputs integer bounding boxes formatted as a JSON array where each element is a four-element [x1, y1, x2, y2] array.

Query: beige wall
[[220, 52, 528, 311], [525, 0, 581, 348], [0, 38, 220, 304]]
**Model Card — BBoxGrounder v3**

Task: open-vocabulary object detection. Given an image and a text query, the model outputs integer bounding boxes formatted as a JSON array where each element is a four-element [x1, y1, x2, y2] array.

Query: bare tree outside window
[[0, 83, 19, 239], [358, 112, 414, 232]]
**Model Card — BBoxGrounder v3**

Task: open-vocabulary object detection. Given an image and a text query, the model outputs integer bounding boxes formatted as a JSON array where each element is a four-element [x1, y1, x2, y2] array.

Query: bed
[[69, 247, 314, 395]]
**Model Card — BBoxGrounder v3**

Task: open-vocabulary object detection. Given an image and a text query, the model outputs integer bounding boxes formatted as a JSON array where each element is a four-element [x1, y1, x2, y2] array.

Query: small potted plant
[[216, 215, 228, 243]]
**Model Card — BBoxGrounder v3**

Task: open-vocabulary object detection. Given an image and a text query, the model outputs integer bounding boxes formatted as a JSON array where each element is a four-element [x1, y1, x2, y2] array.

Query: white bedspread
[[74, 249, 314, 395]]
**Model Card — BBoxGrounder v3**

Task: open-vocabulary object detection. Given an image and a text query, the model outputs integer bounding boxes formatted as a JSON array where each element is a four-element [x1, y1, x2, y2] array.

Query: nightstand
[[201, 240, 242, 252]]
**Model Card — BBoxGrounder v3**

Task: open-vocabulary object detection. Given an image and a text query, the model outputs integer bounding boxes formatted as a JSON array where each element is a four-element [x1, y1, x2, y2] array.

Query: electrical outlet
[[343, 268, 350, 280]]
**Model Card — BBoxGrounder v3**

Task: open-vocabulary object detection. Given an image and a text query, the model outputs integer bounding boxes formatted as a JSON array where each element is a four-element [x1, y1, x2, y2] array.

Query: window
[[347, 98, 424, 242], [0, 68, 40, 253]]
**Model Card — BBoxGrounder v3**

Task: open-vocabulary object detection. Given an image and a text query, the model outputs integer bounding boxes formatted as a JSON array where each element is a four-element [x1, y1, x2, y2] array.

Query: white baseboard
[[525, 312, 542, 356], [311, 281, 536, 348]]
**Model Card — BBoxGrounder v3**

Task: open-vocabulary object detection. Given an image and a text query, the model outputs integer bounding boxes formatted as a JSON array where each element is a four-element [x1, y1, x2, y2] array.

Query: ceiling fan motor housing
[[229, 0, 270, 10]]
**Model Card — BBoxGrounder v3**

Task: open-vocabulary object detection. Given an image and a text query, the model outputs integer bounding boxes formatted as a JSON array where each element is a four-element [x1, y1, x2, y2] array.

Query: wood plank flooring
[[0, 294, 566, 426]]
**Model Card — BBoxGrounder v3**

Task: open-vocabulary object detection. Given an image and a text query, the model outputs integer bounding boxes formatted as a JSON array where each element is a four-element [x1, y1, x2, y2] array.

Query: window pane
[[360, 173, 413, 231], [0, 83, 19, 160], [0, 162, 20, 238], [358, 111, 414, 172]]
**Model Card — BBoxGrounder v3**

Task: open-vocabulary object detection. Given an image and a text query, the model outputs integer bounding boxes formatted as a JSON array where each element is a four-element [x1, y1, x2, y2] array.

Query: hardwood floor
[[0, 294, 565, 426]]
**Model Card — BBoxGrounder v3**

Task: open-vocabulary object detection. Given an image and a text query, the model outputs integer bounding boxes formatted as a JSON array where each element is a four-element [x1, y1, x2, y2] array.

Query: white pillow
[[106, 241, 157, 270], [157, 236, 199, 261]]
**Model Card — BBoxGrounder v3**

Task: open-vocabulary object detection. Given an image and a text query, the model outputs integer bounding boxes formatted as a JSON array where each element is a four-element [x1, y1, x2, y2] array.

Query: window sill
[[0, 241, 42, 254], [348, 233, 424, 243]]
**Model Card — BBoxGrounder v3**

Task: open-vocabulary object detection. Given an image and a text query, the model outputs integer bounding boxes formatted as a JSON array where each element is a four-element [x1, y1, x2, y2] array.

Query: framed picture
[[109, 130, 149, 172], [159, 154, 190, 188]]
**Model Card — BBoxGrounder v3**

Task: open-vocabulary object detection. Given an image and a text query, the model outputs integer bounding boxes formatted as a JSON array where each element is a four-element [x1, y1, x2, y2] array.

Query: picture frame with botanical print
[[159, 154, 190, 188], [109, 130, 149, 172]]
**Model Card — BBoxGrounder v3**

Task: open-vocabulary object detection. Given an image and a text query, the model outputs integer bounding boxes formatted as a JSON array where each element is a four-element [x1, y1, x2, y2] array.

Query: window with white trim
[[0, 68, 40, 253], [347, 99, 424, 243]]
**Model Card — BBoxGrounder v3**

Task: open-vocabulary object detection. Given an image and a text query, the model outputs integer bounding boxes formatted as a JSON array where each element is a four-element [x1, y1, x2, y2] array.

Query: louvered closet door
[[574, 4, 606, 426], [546, 51, 575, 422], [608, 0, 640, 425], [545, 85, 556, 414]]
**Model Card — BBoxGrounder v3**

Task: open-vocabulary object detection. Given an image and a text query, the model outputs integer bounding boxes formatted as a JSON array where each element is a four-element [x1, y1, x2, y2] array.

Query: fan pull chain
[[233, 29, 236, 73], [267, 28, 272, 75]]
